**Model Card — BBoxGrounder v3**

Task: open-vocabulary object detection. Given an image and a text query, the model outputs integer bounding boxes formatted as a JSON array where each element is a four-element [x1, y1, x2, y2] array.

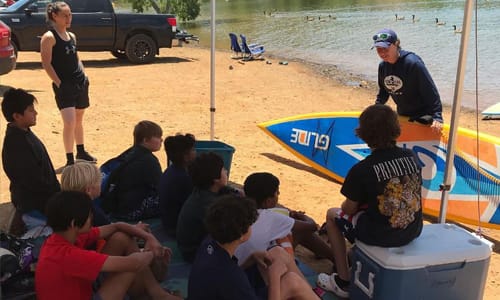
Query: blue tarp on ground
[[145, 218, 339, 300]]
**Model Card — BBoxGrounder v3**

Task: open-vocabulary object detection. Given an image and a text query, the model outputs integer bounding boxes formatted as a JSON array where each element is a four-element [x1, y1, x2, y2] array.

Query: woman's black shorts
[[52, 77, 90, 110]]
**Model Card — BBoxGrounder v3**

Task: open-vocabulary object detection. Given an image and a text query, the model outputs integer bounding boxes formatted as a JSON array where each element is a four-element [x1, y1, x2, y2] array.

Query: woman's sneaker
[[76, 151, 97, 163]]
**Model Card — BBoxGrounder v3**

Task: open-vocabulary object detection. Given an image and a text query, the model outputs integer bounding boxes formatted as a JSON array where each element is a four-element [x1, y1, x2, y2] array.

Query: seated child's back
[[159, 133, 196, 236], [101, 121, 163, 221], [176, 152, 227, 262]]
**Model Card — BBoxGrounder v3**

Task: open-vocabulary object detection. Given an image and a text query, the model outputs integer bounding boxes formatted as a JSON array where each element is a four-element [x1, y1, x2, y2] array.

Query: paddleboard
[[482, 102, 500, 120], [258, 112, 500, 229]]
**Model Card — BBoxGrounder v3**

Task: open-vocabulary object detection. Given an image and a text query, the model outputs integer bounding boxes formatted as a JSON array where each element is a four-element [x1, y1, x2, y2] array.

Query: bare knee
[[326, 207, 340, 221], [281, 272, 312, 298], [75, 108, 85, 121], [60, 108, 77, 126], [282, 271, 302, 288], [268, 246, 291, 263], [62, 120, 76, 132], [102, 232, 138, 255]]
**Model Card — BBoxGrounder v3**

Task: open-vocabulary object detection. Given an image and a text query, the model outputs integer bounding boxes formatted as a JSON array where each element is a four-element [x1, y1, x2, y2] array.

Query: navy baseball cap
[[372, 29, 398, 48]]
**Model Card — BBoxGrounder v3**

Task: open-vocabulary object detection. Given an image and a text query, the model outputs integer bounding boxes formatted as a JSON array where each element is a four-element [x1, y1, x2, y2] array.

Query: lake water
[[180, 0, 499, 110]]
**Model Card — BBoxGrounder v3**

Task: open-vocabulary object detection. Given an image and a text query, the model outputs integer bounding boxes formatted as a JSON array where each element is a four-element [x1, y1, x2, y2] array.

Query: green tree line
[[122, 0, 201, 21]]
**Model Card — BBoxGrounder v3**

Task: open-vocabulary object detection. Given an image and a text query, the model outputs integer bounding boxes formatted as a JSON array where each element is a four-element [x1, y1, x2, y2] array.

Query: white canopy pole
[[439, 0, 475, 223], [209, 0, 216, 140]]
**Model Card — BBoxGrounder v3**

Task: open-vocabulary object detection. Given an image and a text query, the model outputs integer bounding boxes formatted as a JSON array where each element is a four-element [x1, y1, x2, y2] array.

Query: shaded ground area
[[1, 46, 499, 298]]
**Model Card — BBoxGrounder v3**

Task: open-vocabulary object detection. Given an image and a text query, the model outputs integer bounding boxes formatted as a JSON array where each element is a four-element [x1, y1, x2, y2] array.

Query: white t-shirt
[[234, 208, 295, 264]]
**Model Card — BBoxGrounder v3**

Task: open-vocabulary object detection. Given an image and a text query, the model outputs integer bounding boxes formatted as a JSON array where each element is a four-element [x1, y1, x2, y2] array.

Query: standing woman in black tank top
[[40, 1, 96, 168]]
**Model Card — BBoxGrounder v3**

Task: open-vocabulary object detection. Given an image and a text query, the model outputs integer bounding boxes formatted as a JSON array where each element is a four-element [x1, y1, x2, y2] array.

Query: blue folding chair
[[229, 33, 243, 59], [240, 34, 265, 60]]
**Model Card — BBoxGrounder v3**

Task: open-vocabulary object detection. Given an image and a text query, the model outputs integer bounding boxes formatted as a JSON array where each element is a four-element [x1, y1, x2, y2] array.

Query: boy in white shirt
[[235, 172, 334, 264]]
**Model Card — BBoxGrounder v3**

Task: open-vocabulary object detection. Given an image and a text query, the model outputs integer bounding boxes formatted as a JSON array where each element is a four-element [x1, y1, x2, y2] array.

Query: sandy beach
[[0, 45, 499, 298]]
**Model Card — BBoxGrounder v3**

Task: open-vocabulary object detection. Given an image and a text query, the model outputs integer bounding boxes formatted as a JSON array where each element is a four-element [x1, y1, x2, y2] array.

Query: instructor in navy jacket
[[372, 28, 443, 131]]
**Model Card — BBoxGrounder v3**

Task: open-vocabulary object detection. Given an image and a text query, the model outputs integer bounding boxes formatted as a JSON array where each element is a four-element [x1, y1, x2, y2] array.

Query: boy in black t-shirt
[[317, 104, 423, 298]]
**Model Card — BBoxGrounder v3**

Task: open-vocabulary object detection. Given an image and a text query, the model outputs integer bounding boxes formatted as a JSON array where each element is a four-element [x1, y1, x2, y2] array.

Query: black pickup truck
[[0, 0, 195, 63]]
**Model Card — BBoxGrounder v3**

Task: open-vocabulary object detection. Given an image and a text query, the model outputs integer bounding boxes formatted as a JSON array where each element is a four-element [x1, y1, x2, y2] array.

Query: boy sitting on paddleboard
[[316, 104, 424, 298]]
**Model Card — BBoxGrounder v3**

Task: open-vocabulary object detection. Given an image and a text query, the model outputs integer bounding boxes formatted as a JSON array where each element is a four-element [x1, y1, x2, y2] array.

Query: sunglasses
[[373, 33, 392, 43]]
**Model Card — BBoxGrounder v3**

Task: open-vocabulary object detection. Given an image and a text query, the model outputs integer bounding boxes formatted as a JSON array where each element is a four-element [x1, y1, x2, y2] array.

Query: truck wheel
[[12, 42, 18, 58], [125, 34, 157, 64], [111, 49, 127, 60]]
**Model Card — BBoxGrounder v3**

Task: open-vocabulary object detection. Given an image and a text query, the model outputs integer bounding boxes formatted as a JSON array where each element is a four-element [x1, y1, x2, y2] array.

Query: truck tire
[[125, 34, 157, 64], [111, 49, 127, 60], [12, 41, 18, 58]]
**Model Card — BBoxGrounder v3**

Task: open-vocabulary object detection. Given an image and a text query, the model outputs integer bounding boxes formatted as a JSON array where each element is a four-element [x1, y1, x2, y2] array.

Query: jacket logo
[[384, 75, 403, 94]]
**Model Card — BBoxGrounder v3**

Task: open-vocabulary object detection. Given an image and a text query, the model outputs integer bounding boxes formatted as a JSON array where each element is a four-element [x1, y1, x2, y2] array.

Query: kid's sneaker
[[317, 273, 349, 298]]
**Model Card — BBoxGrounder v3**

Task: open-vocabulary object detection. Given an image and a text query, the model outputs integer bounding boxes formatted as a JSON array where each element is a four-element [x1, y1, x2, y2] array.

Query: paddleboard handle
[[409, 115, 433, 125]]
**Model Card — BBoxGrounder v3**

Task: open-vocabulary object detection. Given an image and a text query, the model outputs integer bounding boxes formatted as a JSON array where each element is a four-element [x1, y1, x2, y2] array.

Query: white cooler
[[349, 223, 491, 300]]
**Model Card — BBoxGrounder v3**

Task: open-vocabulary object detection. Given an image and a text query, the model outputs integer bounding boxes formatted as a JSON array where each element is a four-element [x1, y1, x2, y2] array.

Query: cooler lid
[[355, 223, 492, 270]]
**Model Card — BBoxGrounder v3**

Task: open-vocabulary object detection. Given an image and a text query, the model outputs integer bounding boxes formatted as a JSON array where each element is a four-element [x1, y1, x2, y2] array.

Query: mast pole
[[439, 0, 475, 223], [209, 0, 216, 140]]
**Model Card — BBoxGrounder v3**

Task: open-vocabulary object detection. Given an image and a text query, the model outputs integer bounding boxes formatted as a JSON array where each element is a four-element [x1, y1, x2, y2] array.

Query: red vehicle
[[0, 1, 16, 8], [0, 20, 15, 75]]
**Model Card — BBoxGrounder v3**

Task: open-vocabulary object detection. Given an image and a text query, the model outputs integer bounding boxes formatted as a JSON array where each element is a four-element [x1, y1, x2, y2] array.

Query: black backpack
[[0, 231, 36, 300], [99, 149, 147, 213]]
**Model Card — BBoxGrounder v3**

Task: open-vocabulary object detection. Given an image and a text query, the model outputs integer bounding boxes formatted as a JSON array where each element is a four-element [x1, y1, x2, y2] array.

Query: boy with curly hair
[[188, 195, 319, 300], [317, 104, 423, 298]]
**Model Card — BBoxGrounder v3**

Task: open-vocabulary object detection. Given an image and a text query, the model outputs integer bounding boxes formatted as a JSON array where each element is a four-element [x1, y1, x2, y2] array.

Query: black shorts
[[334, 210, 365, 244], [52, 77, 90, 110], [245, 264, 267, 300]]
